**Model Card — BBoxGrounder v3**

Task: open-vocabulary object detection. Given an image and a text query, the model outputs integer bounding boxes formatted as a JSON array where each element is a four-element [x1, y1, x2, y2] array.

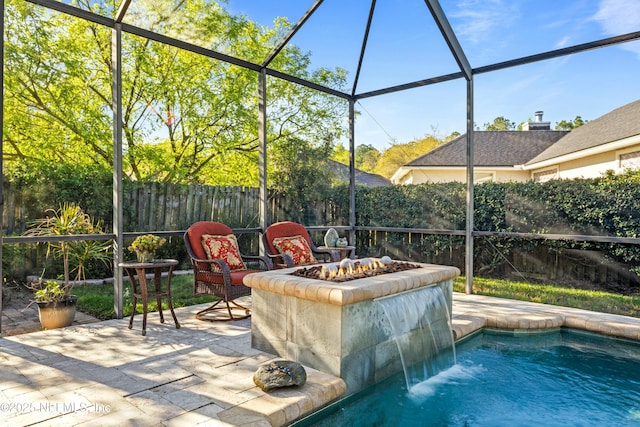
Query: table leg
[[126, 269, 137, 331], [154, 267, 165, 323], [165, 265, 180, 329], [137, 267, 149, 336]]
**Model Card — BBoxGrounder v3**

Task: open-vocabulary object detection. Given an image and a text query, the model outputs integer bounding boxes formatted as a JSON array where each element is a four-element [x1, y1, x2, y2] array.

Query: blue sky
[[226, 0, 640, 151]]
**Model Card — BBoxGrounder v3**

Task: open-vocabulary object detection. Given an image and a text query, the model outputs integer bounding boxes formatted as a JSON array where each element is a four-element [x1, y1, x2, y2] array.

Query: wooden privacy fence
[[2, 181, 30, 234], [124, 183, 339, 231], [125, 183, 263, 231], [1, 182, 339, 234]]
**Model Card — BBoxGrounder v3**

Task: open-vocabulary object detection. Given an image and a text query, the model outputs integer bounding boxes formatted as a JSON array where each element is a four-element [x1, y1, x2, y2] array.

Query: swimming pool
[[293, 330, 640, 426]]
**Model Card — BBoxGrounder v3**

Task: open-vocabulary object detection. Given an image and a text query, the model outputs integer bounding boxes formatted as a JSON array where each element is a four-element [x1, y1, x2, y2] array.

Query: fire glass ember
[[290, 257, 422, 282]]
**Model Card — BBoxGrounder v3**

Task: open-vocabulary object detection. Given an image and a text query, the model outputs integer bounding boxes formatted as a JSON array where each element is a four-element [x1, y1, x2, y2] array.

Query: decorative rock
[[321, 263, 339, 279], [253, 360, 307, 392], [359, 258, 373, 269], [324, 228, 339, 247], [380, 255, 393, 265], [340, 258, 355, 271]]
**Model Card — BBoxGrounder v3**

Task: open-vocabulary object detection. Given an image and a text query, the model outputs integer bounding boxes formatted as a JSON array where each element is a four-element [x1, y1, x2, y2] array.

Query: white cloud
[[449, 0, 518, 45], [555, 35, 571, 49], [593, 0, 640, 55], [594, 0, 640, 34]]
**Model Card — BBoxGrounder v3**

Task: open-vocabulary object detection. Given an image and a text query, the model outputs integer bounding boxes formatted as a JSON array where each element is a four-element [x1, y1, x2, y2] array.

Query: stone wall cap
[[244, 262, 460, 306]]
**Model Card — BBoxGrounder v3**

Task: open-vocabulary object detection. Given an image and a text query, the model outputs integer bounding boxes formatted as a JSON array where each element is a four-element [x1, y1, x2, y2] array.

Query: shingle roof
[[526, 99, 640, 165], [327, 159, 391, 187], [405, 130, 568, 167]]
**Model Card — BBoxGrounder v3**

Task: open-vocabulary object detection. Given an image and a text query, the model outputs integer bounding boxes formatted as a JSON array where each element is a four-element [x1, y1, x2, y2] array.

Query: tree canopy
[[374, 135, 444, 178], [482, 116, 516, 131], [555, 116, 587, 130], [3, 0, 348, 186]]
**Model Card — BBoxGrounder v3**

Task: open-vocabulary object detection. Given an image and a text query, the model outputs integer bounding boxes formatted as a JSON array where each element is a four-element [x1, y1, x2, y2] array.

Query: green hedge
[[326, 169, 640, 283], [4, 165, 640, 286]]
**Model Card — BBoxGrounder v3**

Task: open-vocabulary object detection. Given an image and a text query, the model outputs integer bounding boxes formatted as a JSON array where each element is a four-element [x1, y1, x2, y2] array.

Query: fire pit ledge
[[243, 262, 460, 306]]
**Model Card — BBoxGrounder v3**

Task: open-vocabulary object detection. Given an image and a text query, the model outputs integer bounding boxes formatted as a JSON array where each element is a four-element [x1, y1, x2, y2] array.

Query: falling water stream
[[376, 286, 456, 390]]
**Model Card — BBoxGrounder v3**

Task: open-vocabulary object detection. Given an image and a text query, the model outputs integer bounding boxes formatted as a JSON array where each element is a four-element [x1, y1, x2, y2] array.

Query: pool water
[[295, 330, 640, 426]]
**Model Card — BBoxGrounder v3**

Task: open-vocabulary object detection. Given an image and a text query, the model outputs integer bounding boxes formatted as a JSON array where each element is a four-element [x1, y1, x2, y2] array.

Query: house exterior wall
[[528, 152, 613, 181], [396, 168, 530, 184], [494, 170, 531, 182], [397, 169, 466, 184], [529, 143, 640, 181], [556, 151, 613, 180]]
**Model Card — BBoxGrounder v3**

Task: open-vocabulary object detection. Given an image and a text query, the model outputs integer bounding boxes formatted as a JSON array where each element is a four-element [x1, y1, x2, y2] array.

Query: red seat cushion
[[187, 221, 234, 260], [196, 269, 259, 285], [265, 221, 314, 257], [230, 270, 259, 285]]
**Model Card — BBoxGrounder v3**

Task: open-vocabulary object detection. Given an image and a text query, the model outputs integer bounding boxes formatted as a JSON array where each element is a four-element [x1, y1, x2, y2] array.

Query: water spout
[[376, 286, 456, 390]]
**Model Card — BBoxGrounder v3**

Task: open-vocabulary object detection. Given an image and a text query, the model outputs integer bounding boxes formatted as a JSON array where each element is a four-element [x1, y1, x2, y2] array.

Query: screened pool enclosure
[[1, 0, 640, 330]]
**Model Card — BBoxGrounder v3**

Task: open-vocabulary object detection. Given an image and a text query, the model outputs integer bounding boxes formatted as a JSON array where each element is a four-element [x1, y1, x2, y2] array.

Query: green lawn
[[73, 274, 216, 320], [74, 273, 640, 320], [454, 276, 640, 318]]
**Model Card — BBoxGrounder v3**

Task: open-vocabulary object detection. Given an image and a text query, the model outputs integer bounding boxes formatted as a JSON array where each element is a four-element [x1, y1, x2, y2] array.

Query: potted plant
[[24, 202, 98, 329], [128, 234, 166, 263], [29, 279, 78, 329]]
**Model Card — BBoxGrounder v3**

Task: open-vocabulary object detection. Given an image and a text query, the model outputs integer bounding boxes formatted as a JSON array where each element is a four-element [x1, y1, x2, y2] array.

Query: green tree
[[268, 137, 334, 222], [331, 143, 382, 173], [555, 116, 586, 130], [374, 135, 444, 178], [3, 1, 112, 168], [3, 0, 348, 186], [332, 143, 350, 165], [483, 116, 516, 131], [355, 144, 381, 172], [445, 131, 461, 142]]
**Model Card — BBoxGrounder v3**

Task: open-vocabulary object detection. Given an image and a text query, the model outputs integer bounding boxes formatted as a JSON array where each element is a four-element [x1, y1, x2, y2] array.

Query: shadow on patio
[[0, 298, 345, 426]]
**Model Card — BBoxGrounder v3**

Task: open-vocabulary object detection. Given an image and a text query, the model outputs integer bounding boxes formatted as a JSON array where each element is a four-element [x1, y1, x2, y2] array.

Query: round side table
[[119, 259, 181, 336]]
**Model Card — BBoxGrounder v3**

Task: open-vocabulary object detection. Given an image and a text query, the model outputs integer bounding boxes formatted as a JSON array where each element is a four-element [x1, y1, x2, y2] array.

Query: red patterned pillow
[[201, 234, 246, 271], [272, 235, 317, 266]]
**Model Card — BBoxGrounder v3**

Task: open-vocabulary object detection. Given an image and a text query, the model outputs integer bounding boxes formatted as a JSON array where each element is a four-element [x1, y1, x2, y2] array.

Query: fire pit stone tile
[[282, 278, 298, 295], [294, 283, 307, 300], [267, 276, 282, 293], [315, 285, 332, 303], [348, 285, 366, 303], [304, 284, 320, 300], [329, 288, 345, 305]]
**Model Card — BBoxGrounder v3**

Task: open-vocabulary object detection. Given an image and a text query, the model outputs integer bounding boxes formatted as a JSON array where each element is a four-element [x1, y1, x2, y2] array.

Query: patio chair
[[263, 221, 340, 268], [184, 221, 272, 321]]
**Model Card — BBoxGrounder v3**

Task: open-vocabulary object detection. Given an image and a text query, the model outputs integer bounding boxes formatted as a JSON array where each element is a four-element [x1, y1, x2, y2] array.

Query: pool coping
[[451, 292, 640, 342]]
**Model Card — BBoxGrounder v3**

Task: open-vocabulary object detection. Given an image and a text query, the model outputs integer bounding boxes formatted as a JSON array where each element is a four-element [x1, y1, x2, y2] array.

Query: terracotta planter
[[36, 295, 77, 329]]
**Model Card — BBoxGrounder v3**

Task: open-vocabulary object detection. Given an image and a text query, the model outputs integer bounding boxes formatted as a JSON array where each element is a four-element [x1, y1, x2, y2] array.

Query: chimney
[[522, 110, 550, 131], [534, 111, 544, 122]]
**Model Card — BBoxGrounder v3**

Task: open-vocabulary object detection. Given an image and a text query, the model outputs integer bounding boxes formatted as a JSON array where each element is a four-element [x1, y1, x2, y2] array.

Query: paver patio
[[1, 294, 640, 426]]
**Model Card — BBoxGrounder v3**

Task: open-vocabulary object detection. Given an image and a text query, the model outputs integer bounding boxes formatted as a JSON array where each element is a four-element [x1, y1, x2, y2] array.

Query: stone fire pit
[[244, 259, 460, 394]]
